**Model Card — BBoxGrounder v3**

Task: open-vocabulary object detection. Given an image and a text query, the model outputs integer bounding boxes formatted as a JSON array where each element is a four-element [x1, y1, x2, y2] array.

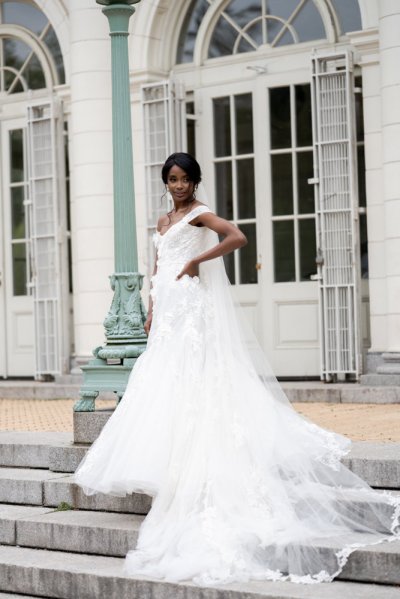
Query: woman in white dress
[[74, 152, 400, 586]]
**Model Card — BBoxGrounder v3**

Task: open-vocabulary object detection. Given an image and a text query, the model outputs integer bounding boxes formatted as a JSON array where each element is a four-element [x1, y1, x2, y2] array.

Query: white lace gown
[[74, 204, 400, 586]]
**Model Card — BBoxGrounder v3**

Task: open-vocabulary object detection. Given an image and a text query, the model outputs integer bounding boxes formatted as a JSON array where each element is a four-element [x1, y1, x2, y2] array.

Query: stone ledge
[[1, 546, 400, 598], [73, 409, 113, 443]]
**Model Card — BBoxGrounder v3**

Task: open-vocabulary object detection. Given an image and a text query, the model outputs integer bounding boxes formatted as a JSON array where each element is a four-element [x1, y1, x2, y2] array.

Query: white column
[[379, 0, 400, 353], [354, 32, 387, 354], [69, 0, 114, 365]]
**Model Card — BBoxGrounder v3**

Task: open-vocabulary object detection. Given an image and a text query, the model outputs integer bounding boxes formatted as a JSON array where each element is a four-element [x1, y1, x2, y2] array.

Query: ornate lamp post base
[[74, 272, 147, 411]]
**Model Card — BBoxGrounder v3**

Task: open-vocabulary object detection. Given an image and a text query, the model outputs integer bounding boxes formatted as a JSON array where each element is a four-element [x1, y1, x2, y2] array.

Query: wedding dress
[[74, 204, 400, 586]]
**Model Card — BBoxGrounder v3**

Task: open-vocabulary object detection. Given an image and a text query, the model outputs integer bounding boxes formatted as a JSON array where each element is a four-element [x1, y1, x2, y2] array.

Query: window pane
[[271, 153, 293, 215], [4, 39, 46, 91], [43, 26, 65, 84], [4, 37, 30, 69], [237, 158, 255, 219], [186, 102, 196, 158], [270, 87, 291, 149], [267, 0, 302, 21], [3, 1, 47, 35], [295, 84, 312, 147], [11, 186, 25, 239], [273, 28, 296, 47], [244, 20, 263, 46], [239, 223, 258, 284], [24, 53, 46, 90], [355, 81, 364, 143], [10, 129, 24, 183], [225, 0, 260, 29], [330, 0, 362, 34], [177, 0, 209, 63], [235, 93, 253, 154], [273, 221, 295, 282], [357, 145, 366, 208], [215, 161, 233, 219], [297, 151, 314, 214], [360, 214, 368, 279], [12, 243, 27, 296], [291, 1, 326, 42], [209, 15, 237, 58], [213, 97, 231, 157], [299, 219, 316, 281], [237, 37, 255, 53]]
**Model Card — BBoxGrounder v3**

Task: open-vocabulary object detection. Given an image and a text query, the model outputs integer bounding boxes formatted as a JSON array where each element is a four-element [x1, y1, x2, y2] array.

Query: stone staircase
[[0, 431, 399, 598]]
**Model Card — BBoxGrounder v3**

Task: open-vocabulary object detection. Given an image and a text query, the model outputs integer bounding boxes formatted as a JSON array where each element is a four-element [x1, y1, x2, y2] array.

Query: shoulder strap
[[186, 204, 212, 223]]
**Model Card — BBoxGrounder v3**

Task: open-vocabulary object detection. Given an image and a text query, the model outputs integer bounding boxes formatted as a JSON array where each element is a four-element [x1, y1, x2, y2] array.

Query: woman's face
[[167, 165, 195, 205]]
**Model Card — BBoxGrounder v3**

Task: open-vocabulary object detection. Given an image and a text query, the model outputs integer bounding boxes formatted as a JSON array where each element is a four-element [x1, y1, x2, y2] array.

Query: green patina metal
[[74, 0, 146, 412]]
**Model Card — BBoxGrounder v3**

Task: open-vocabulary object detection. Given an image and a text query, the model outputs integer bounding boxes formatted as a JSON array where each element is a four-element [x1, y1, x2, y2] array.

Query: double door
[[198, 67, 364, 377]]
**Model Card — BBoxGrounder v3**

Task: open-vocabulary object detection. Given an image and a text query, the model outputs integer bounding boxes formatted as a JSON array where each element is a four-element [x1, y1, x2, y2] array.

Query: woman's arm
[[145, 216, 165, 334], [176, 212, 247, 280], [144, 253, 157, 335]]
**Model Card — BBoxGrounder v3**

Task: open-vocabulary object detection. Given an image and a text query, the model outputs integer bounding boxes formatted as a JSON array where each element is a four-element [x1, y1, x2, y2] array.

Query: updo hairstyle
[[161, 153, 202, 186]]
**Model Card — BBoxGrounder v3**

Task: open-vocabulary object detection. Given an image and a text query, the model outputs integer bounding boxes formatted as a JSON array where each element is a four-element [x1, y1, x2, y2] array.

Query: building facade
[[0, 0, 399, 382]]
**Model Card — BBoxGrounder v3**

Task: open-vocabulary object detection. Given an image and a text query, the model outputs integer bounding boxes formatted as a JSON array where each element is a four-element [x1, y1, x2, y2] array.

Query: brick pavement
[[0, 398, 399, 442]]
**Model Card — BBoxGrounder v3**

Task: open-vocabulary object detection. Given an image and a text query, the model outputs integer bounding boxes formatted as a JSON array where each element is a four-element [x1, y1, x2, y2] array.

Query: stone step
[[0, 468, 68, 506], [283, 382, 400, 403], [341, 442, 400, 489], [2, 493, 399, 559], [0, 504, 55, 545], [0, 468, 151, 514], [2, 433, 400, 491], [12, 506, 142, 557], [0, 382, 81, 400], [43, 473, 152, 514], [1, 379, 400, 403], [1, 464, 399, 521], [1, 546, 400, 599], [0, 431, 74, 469]]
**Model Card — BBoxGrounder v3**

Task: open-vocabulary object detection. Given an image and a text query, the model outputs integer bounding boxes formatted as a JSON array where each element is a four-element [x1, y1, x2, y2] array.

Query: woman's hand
[[144, 313, 153, 335], [176, 260, 199, 280]]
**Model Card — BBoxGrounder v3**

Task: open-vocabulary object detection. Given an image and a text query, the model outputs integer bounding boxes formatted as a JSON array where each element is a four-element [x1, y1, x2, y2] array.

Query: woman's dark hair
[[161, 153, 202, 186]]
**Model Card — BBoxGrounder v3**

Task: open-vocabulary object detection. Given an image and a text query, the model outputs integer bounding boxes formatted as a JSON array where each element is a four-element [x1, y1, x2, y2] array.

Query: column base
[[360, 352, 400, 385]]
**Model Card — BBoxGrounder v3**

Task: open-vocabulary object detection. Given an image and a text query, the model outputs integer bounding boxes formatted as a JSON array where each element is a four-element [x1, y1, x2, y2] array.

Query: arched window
[[0, 0, 65, 95], [177, 0, 362, 63]]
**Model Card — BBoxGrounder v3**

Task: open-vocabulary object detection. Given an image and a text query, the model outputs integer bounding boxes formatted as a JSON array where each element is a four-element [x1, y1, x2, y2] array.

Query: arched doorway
[[0, 0, 70, 378], [137, 0, 368, 377]]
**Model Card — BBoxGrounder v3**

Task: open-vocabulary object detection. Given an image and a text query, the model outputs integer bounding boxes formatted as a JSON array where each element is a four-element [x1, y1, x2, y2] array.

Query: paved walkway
[[0, 398, 400, 442]]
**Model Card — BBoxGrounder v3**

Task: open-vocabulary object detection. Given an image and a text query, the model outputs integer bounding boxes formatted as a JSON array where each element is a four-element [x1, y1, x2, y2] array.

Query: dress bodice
[[153, 205, 212, 270]]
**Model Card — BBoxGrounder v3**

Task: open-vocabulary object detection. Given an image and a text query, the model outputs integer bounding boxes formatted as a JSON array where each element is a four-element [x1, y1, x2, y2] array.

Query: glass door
[[1, 118, 35, 376], [262, 78, 320, 376]]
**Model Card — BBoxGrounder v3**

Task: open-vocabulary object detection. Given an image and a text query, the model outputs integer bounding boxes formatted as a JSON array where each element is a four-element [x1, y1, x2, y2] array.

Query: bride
[[74, 152, 400, 586]]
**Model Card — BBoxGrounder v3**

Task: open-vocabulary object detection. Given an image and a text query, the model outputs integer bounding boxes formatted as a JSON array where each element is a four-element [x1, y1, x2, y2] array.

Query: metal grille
[[27, 100, 68, 378], [311, 51, 362, 381], [141, 81, 185, 270]]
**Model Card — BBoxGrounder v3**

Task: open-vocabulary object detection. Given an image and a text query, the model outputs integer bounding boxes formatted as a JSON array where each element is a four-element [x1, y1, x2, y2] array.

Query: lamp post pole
[[74, 0, 146, 412]]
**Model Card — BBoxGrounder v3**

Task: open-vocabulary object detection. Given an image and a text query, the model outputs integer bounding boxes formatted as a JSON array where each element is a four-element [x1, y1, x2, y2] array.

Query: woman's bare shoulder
[[157, 213, 170, 232]]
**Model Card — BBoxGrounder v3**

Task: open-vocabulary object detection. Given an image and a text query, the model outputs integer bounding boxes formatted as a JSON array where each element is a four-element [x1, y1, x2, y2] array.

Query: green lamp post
[[74, 0, 146, 412]]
